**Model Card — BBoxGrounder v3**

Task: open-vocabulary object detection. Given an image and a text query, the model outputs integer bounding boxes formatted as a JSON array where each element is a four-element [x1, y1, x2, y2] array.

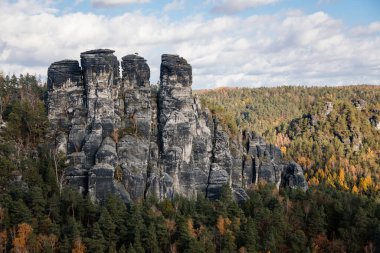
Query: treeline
[[0, 73, 49, 190], [0, 183, 379, 252], [197, 86, 380, 195], [197, 86, 380, 137]]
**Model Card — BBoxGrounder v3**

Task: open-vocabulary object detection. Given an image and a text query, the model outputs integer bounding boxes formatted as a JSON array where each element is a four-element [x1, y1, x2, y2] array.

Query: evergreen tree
[[29, 186, 46, 218], [307, 204, 327, 236], [127, 244, 137, 253], [239, 217, 258, 253], [9, 199, 32, 226], [99, 207, 117, 249], [119, 244, 126, 253], [85, 222, 106, 253], [146, 223, 160, 253]]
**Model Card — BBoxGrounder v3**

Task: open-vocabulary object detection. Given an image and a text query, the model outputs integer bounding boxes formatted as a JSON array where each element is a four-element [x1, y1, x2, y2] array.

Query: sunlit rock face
[[46, 49, 307, 203], [158, 55, 197, 198]]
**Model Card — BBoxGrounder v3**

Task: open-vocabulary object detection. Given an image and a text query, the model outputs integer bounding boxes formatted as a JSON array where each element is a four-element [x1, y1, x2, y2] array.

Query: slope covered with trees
[[0, 74, 379, 252], [197, 86, 380, 195]]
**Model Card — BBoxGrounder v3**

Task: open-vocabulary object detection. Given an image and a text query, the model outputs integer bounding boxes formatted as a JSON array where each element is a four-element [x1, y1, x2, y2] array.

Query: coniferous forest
[[0, 73, 379, 253]]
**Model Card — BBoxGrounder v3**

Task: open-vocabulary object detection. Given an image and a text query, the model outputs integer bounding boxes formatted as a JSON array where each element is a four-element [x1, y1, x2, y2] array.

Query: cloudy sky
[[0, 0, 379, 88]]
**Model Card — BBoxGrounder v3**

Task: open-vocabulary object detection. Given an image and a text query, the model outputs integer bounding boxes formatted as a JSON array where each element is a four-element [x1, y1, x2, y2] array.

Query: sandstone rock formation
[[370, 115, 380, 130], [242, 132, 307, 191], [46, 49, 307, 203]]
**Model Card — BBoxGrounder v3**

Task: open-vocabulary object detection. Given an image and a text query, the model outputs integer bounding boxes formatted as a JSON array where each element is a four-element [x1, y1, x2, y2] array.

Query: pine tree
[[222, 230, 236, 253], [239, 217, 257, 253], [119, 245, 126, 253], [176, 215, 193, 252], [98, 207, 117, 244], [105, 194, 127, 240], [85, 222, 106, 253], [10, 199, 32, 226], [127, 244, 137, 253], [307, 204, 327, 236], [126, 204, 145, 253], [146, 223, 160, 253], [30, 186, 46, 217]]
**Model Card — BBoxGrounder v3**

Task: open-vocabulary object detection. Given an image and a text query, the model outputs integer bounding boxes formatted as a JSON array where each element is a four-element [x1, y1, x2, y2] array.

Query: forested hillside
[[0, 74, 379, 252], [197, 86, 380, 195]]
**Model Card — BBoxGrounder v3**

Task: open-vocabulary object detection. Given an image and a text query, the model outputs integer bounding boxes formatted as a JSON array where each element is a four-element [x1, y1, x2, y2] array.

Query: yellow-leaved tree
[[11, 223, 33, 253], [359, 175, 373, 193]]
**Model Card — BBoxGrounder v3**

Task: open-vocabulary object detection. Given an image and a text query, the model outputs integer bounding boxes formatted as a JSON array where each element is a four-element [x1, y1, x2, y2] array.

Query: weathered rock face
[[47, 60, 84, 154], [370, 115, 380, 130], [158, 55, 197, 199], [46, 49, 308, 203], [81, 49, 120, 135], [242, 132, 307, 191], [206, 119, 233, 199], [119, 55, 152, 200]]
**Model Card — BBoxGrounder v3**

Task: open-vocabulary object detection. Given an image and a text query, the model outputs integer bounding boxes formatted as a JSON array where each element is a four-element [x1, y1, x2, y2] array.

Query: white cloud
[[91, 0, 150, 7], [164, 0, 186, 12], [211, 0, 279, 14], [0, 0, 379, 88], [352, 22, 380, 35]]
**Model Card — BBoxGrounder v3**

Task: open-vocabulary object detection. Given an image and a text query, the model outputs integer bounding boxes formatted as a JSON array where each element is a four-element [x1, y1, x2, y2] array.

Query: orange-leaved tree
[[11, 223, 32, 253]]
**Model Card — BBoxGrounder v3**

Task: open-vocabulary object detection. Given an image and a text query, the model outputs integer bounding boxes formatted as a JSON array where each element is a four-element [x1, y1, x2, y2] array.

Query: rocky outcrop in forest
[[46, 49, 307, 203]]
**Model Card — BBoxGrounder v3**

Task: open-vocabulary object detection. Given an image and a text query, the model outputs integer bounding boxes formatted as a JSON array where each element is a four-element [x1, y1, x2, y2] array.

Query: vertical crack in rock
[[46, 49, 308, 203], [145, 86, 160, 198], [205, 116, 217, 198], [206, 117, 233, 199]]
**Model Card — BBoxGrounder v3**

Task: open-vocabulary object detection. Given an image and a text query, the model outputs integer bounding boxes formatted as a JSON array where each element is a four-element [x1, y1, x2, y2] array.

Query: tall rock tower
[[158, 55, 197, 198], [80, 49, 121, 201], [117, 54, 153, 200]]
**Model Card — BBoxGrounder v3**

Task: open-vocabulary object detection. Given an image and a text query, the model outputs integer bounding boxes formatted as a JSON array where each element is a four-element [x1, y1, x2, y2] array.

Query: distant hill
[[197, 85, 380, 194]]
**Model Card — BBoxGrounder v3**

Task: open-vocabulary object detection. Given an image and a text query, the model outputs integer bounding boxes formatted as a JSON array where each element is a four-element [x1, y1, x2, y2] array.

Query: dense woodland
[[198, 86, 380, 195], [0, 73, 379, 252]]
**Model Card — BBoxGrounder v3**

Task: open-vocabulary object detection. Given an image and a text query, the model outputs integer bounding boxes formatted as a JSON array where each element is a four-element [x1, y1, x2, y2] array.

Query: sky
[[0, 0, 379, 89]]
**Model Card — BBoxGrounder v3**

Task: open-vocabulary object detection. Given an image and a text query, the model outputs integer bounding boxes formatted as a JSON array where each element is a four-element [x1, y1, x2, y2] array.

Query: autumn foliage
[[11, 223, 32, 253]]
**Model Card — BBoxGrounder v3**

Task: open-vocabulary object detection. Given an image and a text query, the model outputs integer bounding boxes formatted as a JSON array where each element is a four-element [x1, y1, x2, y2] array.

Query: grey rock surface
[[281, 162, 308, 191], [46, 49, 308, 203], [118, 55, 152, 201], [47, 60, 84, 144], [206, 119, 232, 199], [242, 132, 307, 191], [370, 115, 380, 130], [158, 54, 197, 199]]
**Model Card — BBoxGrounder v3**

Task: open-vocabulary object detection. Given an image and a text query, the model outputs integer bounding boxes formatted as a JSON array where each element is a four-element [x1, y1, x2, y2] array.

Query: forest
[[0, 73, 379, 252], [197, 86, 380, 195]]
